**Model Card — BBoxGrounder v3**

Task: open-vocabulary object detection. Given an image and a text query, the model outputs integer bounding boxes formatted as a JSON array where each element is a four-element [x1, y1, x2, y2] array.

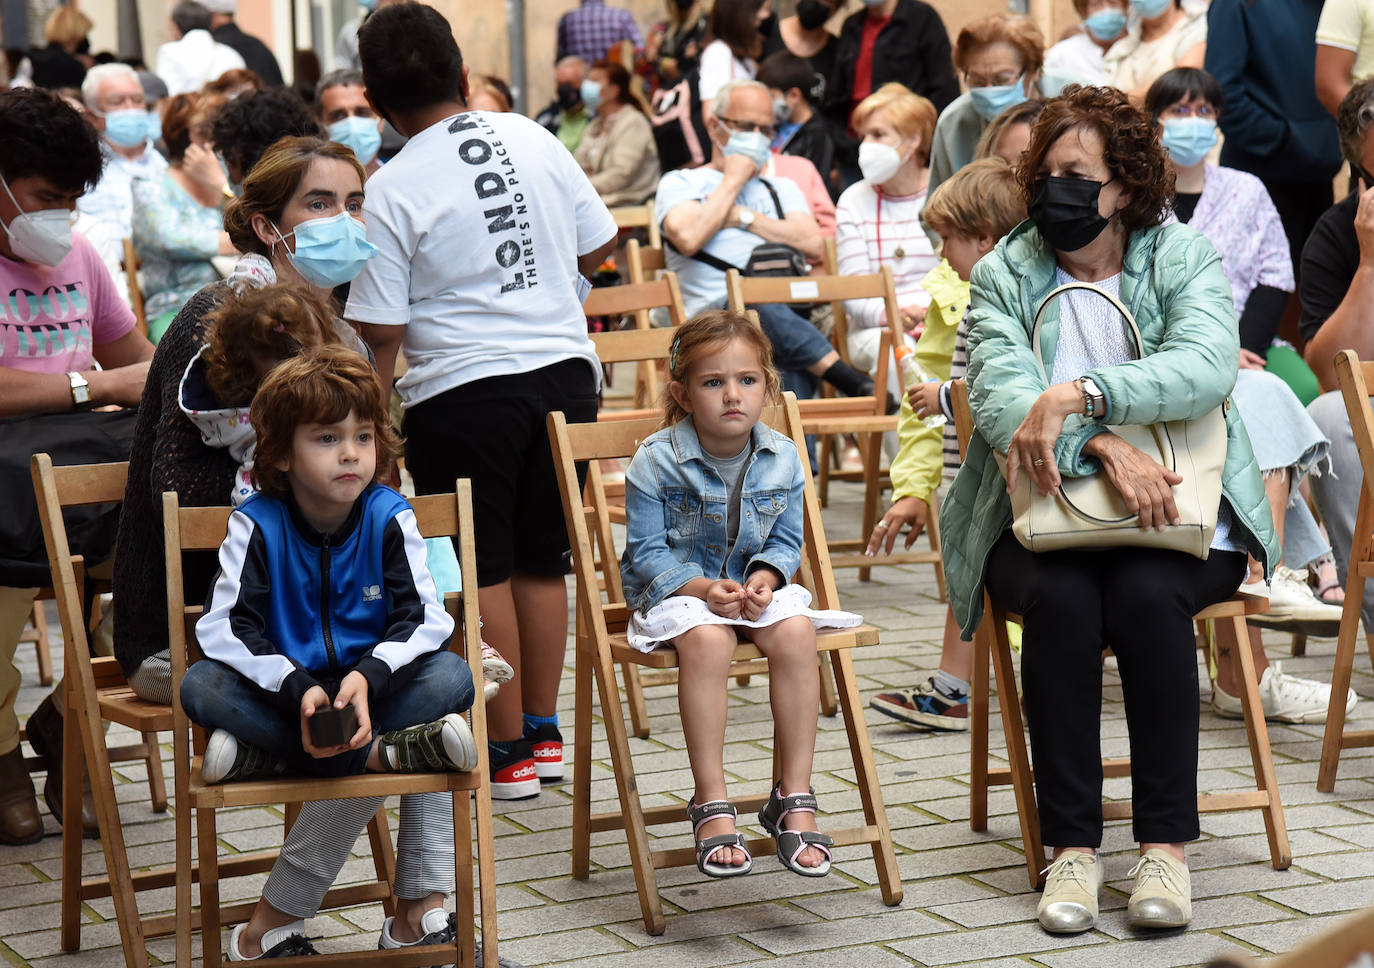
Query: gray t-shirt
[[702, 440, 753, 576]]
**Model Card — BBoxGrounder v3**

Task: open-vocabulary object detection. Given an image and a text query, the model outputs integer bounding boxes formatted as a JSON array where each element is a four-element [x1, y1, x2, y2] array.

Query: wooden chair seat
[[948, 381, 1290, 891], [549, 395, 901, 935]]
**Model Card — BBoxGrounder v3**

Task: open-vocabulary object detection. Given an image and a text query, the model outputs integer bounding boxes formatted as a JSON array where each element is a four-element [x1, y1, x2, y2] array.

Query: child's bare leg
[[676, 623, 746, 867], [476, 579, 523, 741], [938, 609, 971, 681], [750, 616, 825, 868]]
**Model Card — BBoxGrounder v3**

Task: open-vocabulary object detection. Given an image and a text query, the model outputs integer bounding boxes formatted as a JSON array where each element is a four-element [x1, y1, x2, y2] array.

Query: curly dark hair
[[210, 87, 320, 184], [1017, 84, 1173, 234], [358, 4, 465, 116], [0, 87, 103, 195]]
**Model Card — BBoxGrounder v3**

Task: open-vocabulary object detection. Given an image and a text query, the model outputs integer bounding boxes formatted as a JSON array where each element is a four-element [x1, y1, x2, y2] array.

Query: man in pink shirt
[[0, 87, 154, 846]]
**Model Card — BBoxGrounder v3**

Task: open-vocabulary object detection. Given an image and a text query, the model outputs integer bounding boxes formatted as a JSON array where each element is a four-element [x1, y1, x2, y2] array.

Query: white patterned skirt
[[625, 584, 863, 653]]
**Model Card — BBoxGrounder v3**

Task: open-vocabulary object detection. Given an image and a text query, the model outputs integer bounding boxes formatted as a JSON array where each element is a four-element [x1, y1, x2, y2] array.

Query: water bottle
[[894, 346, 946, 429]]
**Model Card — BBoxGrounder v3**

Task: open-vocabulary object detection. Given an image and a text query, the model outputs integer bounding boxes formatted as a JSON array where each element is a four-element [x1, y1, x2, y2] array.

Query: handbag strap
[[1029, 281, 1146, 383]]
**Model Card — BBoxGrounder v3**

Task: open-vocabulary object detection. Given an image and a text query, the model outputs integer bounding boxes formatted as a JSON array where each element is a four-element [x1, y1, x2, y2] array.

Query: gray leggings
[[129, 652, 455, 917]]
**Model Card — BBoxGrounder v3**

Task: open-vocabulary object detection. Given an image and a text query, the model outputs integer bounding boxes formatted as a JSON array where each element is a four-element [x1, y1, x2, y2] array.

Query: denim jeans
[[180, 650, 474, 777], [753, 301, 832, 399]]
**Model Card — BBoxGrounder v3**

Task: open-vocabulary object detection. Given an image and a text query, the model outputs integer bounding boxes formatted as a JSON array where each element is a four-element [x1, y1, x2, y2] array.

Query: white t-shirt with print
[[345, 110, 617, 407]]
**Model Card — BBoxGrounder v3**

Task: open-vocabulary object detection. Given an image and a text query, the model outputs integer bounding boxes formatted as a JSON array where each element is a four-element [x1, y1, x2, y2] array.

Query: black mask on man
[[796, 0, 831, 31], [1028, 175, 1115, 252], [557, 83, 581, 111]]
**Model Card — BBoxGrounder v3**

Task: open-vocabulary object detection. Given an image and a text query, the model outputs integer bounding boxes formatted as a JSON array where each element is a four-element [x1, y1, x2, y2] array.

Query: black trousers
[[983, 531, 1246, 847]]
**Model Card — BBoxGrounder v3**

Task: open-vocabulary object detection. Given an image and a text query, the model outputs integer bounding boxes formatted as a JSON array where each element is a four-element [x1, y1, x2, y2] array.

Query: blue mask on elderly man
[[968, 76, 1027, 123], [1160, 117, 1217, 168], [329, 116, 383, 167], [272, 211, 379, 288], [103, 109, 153, 149], [722, 129, 772, 169]]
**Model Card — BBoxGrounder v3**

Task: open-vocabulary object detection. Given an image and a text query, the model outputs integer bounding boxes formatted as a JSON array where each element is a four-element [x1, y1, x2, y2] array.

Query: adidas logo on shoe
[[489, 740, 541, 800], [525, 723, 563, 783]]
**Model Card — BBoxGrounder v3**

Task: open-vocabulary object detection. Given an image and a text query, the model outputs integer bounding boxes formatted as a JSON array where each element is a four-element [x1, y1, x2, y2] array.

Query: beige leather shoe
[[1126, 848, 1191, 929], [1036, 850, 1101, 934]]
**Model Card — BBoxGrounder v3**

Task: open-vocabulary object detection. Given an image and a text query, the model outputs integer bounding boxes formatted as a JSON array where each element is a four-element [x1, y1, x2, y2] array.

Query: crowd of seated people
[[6, 0, 1374, 951]]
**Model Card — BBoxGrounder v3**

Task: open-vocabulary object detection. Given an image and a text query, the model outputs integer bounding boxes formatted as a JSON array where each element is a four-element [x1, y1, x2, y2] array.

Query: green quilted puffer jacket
[[942, 219, 1279, 639]]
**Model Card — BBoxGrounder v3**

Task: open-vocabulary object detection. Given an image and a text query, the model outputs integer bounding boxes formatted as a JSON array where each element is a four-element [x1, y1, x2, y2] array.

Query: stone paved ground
[[5, 485, 1374, 968]]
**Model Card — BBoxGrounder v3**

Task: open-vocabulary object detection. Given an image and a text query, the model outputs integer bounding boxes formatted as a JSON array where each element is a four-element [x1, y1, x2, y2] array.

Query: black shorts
[[403, 358, 598, 587]]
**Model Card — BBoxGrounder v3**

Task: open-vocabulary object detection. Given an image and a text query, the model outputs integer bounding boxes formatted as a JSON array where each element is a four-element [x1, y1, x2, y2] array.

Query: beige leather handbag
[[994, 282, 1228, 559]]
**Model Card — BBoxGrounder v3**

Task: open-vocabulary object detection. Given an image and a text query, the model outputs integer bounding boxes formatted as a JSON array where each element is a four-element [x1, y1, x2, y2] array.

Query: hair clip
[[272, 323, 285, 333], [669, 334, 681, 372]]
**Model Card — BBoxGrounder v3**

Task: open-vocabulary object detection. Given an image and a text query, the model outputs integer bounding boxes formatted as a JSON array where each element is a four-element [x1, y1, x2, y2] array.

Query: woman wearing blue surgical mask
[[1144, 66, 1352, 689], [926, 13, 1045, 202], [574, 61, 661, 207], [130, 92, 239, 343], [1043, 0, 1128, 89], [1103, 0, 1206, 102]]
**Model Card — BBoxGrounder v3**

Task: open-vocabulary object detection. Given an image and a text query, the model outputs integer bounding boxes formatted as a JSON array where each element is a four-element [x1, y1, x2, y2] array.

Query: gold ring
[[1033, 458, 1045, 467]]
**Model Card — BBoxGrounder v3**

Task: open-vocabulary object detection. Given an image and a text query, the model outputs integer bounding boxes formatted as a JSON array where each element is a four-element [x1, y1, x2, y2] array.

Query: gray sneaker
[[378, 713, 478, 772]]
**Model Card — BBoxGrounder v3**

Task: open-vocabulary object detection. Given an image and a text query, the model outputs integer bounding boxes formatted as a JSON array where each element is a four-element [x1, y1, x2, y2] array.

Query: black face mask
[[1028, 175, 1114, 252], [796, 0, 831, 30], [672, 0, 695, 12], [1353, 162, 1374, 190], [556, 83, 581, 111]]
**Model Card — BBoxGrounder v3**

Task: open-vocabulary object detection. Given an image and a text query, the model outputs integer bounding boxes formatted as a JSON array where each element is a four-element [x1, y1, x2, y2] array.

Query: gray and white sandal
[[686, 797, 752, 878], [758, 783, 833, 877]]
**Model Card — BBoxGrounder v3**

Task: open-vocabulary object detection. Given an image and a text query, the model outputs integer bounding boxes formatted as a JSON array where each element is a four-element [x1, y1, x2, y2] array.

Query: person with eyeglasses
[[926, 13, 1045, 203], [657, 79, 875, 403], [74, 63, 168, 244]]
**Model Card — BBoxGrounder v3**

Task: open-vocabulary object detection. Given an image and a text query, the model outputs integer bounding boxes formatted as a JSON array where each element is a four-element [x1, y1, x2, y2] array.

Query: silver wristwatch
[[67, 371, 92, 410], [1078, 376, 1105, 419], [737, 209, 756, 231]]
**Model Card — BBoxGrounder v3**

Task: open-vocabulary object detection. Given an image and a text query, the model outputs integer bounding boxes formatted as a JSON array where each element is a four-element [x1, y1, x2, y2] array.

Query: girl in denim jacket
[[620, 311, 861, 881]]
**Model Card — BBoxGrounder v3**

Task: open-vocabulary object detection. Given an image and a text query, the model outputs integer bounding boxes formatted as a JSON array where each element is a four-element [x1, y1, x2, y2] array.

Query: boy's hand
[[742, 576, 773, 621], [300, 686, 349, 759], [334, 671, 373, 750], [906, 380, 941, 419], [706, 579, 746, 618]]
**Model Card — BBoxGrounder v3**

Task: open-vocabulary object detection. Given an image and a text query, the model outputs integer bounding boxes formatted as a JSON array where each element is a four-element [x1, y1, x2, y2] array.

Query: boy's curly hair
[[250, 345, 399, 502], [200, 284, 342, 407]]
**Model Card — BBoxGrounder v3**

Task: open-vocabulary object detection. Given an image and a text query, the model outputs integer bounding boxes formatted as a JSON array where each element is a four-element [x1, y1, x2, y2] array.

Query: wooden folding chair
[[548, 394, 902, 935], [727, 267, 947, 594], [625, 238, 666, 284], [609, 200, 661, 249], [122, 238, 147, 338], [1319, 349, 1374, 791], [1207, 903, 1374, 967], [585, 274, 686, 411], [165, 481, 498, 968], [947, 382, 1290, 889], [30, 455, 180, 968], [19, 598, 53, 686]]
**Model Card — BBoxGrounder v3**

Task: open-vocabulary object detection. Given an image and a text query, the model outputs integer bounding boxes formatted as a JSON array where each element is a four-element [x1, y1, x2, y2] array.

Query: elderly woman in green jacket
[[941, 85, 1278, 937]]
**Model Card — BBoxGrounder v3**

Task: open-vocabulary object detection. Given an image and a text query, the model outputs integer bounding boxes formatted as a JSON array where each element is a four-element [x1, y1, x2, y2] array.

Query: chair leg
[[197, 805, 224, 968], [452, 791, 476, 968], [622, 661, 651, 740], [591, 618, 665, 934], [818, 654, 838, 718], [1220, 615, 1290, 870], [367, 808, 398, 919], [857, 430, 884, 583], [31, 602, 53, 687], [142, 731, 168, 812], [572, 608, 594, 881], [1290, 632, 1307, 657], [969, 617, 992, 833], [60, 678, 84, 953], [474, 772, 499, 968], [817, 435, 834, 507], [987, 601, 1043, 889], [829, 648, 902, 905], [926, 492, 948, 604], [1319, 536, 1370, 792]]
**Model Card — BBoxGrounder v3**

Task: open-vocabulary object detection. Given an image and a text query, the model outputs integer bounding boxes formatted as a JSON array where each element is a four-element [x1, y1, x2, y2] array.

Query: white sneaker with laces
[[1241, 566, 1345, 631], [1036, 850, 1101, 934], [1212, 661, 1357, 724]]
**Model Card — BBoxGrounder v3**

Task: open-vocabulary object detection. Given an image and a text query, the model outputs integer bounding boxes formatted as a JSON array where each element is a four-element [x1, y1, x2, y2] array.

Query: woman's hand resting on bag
[[1005, 383, 1085, 496], [1083, 432, 1183, 531]]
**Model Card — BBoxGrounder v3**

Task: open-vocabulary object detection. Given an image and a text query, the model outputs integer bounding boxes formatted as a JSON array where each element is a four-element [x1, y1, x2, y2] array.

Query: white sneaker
[[1242, 566, 1344, 632], [1036, 851, 1101, 934], [1213, 662, 1358, 724]]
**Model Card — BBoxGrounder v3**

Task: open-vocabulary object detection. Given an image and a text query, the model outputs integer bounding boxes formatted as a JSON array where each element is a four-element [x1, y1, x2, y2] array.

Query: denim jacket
[[621, 417, 806, 613]]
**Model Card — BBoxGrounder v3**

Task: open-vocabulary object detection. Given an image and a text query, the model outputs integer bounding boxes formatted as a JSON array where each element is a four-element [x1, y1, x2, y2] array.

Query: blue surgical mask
[[103, 109, 151, 149], [968, 75, 1027, 123], [272, 211, 378, 288], [580, 79, 603, 112], [329, 116, 382, 167], [722, 129, 772, 168], [1160, 116, 1218, 168], [146, 111, 163, 145], [1083, 8, 1127, 41], [359, 0, 377, 8], [1131, 0, 1171, 18]]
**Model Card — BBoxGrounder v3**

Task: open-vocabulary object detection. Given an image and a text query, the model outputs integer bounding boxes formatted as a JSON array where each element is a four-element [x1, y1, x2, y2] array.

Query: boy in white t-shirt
[[348, 2, 617, 801]]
